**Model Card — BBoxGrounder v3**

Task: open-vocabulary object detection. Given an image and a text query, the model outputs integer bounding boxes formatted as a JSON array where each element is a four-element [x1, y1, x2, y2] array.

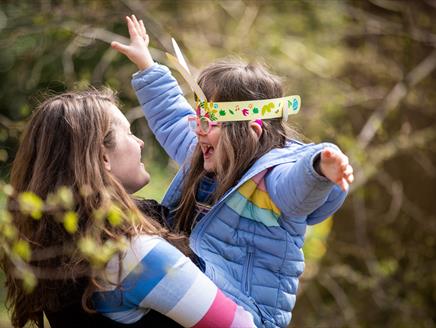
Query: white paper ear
[[172, 38, 190, 74], [166, 38, 207, 102]]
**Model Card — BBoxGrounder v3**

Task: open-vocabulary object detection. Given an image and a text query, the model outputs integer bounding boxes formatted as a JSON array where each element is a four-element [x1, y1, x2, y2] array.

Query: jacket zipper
[[242, 247, 254, 294]]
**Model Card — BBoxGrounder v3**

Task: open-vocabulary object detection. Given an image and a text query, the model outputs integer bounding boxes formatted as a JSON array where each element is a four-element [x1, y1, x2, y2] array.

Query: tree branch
[[353, 126, 436, 190], [318, 273, 358, 328], [357, 49, 436, 148]]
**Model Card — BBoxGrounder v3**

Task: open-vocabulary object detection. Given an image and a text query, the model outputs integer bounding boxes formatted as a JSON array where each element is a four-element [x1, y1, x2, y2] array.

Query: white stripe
[[102, 235, 161, 290], [138, 255, 190, 310], [165, 269, 217, 327]]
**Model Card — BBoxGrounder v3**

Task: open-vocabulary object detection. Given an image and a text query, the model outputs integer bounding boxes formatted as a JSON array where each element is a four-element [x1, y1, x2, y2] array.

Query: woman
[[1, 89, 254, 327]]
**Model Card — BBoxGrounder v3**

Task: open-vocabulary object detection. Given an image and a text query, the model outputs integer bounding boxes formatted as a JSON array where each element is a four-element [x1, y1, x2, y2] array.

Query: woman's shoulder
[[134, 198, 170, 227]]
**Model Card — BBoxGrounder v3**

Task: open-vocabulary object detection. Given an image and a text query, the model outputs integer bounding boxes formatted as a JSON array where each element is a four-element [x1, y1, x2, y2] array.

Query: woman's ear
[[249, 120, 263, 140], [103, 152, 112, 171]]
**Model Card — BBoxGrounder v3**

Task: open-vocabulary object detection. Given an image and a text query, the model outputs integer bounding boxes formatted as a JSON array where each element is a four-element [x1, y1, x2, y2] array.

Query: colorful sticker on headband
[[196, 96, 301, 122]]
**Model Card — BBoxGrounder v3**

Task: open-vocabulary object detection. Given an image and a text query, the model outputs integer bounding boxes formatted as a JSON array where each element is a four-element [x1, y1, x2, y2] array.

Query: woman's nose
[[135, 136, 144, 149]]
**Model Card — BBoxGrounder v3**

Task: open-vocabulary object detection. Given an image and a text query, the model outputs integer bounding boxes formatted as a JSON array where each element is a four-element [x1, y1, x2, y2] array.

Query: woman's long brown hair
[[1, 89, 186, 327], [173, 60, 301, 233]]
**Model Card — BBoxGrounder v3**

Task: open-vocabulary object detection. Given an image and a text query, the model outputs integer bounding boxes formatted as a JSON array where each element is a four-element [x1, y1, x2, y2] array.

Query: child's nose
[[195, 124, 207, 136]]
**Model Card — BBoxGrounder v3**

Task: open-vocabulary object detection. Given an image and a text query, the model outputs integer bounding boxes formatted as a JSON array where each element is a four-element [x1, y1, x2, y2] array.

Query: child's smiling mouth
[[200, 142, 214, 159]]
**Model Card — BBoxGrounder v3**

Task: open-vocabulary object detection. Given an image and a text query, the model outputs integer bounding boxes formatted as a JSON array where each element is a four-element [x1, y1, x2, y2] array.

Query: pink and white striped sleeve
[[93, 236, 255, 327]]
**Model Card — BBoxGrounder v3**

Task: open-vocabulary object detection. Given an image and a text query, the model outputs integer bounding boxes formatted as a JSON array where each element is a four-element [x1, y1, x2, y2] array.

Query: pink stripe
[[256, 178, 267, 192], [230, 305, 255, 327], [251, 170, 268, 191], [251, 171, 266, 184], [251, 171, 268, 191], [191, 289, 236, 328]]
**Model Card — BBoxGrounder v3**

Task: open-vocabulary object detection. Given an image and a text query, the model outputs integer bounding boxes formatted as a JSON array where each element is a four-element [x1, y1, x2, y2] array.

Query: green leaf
[[107, 205, 122, 226], [22, 270, 37, 294], [2, 224, 17, 240], [2, 184, 14, 196], [18, 191, 44, 220], [13, 240, 31, 262], [0, 209, 12, 224], [78, 237, 96, 257], [57, 186, 74, 209], [0, 211, 17, 240], [63, 211, 78, 234]]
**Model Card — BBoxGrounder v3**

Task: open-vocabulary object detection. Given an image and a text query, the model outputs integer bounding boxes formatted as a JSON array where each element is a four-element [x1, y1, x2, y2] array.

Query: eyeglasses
[[188, 115, 223, 135]]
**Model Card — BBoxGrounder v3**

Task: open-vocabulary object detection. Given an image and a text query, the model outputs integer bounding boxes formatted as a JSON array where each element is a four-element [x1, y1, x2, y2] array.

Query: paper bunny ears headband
[[166, 38, 301, 123]]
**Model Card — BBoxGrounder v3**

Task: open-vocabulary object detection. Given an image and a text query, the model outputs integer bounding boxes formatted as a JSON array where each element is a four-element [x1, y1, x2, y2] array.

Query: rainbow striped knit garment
[[226, 170, 281, 227], [92, 235, 254, 327]]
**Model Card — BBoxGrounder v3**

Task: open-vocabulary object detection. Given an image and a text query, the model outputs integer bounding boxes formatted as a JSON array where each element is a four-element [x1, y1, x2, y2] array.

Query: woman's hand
[[111, 15, 154, 71], [319, 147, 354, 192]]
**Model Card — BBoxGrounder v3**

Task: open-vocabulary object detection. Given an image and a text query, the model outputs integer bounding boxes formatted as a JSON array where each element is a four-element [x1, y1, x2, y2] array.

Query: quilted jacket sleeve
[[131, 63, 197, 165], [266, 142, 347, 222]]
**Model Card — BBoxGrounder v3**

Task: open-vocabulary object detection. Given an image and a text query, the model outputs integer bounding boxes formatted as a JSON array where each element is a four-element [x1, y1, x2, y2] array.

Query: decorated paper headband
[[166, 39, 301, 122], [196, 96, 300, 122]]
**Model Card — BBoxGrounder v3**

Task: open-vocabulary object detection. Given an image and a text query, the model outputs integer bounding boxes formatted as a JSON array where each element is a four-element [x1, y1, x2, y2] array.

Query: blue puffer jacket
[[132, 64, 347, 327]]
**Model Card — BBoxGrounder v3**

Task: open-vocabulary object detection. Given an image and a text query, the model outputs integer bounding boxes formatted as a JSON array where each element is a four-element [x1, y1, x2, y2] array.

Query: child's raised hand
[[319, 147, 354, 192], [111, 15, 154, 71]]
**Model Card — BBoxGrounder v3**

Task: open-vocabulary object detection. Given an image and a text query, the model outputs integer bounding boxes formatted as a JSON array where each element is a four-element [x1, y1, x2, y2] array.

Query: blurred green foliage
[[0, 1, 435, 327]]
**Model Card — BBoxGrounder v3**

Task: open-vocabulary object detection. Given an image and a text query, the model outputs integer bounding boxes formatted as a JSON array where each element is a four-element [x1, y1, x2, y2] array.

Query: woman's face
[[105, 105, 150, 193]]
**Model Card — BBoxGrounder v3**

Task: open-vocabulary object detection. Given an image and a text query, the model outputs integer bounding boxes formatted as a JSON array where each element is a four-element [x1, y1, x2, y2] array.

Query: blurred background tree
[[0, 0, 435, 327]]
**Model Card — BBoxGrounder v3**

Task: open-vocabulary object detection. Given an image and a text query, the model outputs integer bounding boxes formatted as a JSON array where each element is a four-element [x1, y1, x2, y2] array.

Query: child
[[112, 15, 354, 328]]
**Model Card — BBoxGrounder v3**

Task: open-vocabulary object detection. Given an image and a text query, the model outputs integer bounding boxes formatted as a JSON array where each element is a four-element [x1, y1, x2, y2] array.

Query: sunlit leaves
[[107, 204, 122, 226], [63, 211, 78, 233], [77, 236, 95, 258], [12, 240, 31, 262], [375, 259, 398, 277], [0, 184, 131, 300], [0, 212, 17, 240], [18, 192, 43, 220], [303, 217, 333, 280], [2, 184, 13, 196], [56, 186, 74, 210], [46, 186, 74, 211], [21, 270, 37, 294], [78, 236, 127, 267]]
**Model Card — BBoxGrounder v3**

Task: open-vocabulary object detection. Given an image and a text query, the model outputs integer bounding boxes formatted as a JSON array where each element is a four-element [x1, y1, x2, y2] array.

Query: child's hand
[[111, 15, 154, 71], [319, 147, 354, 192]]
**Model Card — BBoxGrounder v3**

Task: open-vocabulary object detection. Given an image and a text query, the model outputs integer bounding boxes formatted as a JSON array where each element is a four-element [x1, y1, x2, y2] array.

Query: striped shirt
[[92, 235, 254, 327]]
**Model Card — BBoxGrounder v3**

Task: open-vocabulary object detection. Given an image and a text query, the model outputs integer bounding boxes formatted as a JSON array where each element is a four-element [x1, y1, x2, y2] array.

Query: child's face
[[197, 124, 222, 172]]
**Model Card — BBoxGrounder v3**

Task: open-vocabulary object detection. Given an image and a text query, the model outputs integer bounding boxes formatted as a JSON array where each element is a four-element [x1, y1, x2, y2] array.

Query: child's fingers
[[139, 20, 147, 38], [111, 41, 129, 55], [131, 15, 142, 36], [338, 178, 349, 192], [138, 20, 148, 43], [322, 147, 348, 166], [343, 164, 353, 175], [126, 16, 139, 39]]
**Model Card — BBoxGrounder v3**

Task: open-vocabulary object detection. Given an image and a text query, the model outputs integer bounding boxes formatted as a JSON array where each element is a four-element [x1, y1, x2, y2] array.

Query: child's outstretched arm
[[112, 15, 197, 165], [266, 143, 353, 220]]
